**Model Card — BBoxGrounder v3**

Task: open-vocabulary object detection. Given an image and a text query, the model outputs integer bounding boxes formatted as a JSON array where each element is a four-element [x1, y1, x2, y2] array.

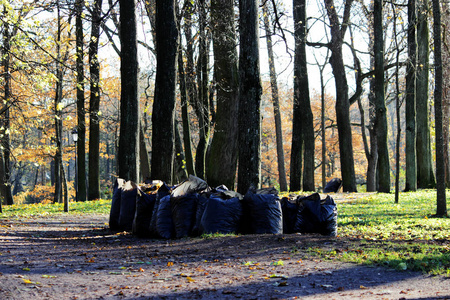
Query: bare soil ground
[[1, 212, 449, 300]]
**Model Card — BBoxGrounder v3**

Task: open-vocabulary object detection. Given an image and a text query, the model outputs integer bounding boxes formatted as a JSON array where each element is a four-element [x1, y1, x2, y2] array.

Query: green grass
[[0, 199, 110, 218], [314, 190, 450, 276], [1, 190, 449, 275]]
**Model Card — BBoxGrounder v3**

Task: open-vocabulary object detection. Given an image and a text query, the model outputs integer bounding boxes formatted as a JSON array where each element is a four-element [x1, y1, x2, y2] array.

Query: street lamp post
[[72, 129, 78, 202]]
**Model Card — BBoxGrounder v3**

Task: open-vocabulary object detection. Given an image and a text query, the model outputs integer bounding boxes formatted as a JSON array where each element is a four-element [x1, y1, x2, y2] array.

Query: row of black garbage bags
[[109, 175, 338, 239]]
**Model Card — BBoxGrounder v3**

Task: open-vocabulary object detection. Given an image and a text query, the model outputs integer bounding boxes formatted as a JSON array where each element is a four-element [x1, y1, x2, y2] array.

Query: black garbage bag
[[149, 183, 171, 238], [243, 189, 283, 234], [109, 178, 126, 231], [171, 193, 199, 238], [191, 193, 209, 236], [156, 195, 174, 239], [118, 180, 138, 232], [323, 178, 342, 193], [321, 195, 338, 236], [281, 197, 298, 234], [201, 193, 243, 235], [294, 193, 337, 236], [171, 175, 208, 198], [132, 187, 157, 238]]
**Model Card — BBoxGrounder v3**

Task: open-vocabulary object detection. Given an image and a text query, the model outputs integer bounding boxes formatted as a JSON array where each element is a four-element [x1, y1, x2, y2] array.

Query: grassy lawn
[[1, 190, 449, 275], [324, 190, 450, 276], [0, 199, 111, 217]]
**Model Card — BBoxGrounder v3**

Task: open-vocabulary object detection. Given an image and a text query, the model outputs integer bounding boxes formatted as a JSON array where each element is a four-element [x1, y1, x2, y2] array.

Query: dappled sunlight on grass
[[319, 190, 450, 275], [0, 199, 110, 218], [337, 190, 449, 241]]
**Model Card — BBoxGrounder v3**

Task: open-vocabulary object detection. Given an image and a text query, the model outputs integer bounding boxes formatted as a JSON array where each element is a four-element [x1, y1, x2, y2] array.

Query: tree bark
[[194, 0, 210, 180], [177, 44, 195, 177], [118, 0, 140, 182], [432, 0, 447, 216], [150, 0, 178, 184], [416, 0, 435, 189], [173, 121, 188, 182], [0, 11, 13, 205], [207, 0, 240, 189], [373, 0, 390, 193], [88, 0, 102, 199], [237, 0, 262, 194], [405, 0, 417, 191], [295, 0, 315, 192], [139, 123, 151, 181], [75, 0, 87, 202], [324, 0, 357, 192], [54, 0, 65, 204], [443, 1, 450, 188]]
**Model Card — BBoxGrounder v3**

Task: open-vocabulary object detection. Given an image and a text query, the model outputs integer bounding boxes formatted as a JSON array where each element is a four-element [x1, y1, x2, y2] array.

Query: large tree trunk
[[391, 0, 402, 203], [177, 44, 195, 177], [290, 0, 313, 192], [443, 1, 450, 188], [416, 0, 435, 189], [75, 0, 87, 202], [373, 0, 390, 193], [237, 0, 262, 194], [432, 0, 447, 216], [118, 0, 140, 182], [405, 0, 417, 191], [366, 19, 378, 192], [54, 1, 65, 204], [295, 0, 315, 192], [1, 12, 13, 205], [88, 0, 103, 199], [290, 0, 304, 192], [150, 0, 178, 184], [324, 0, 357, 192], [194, 0, 210, 180], [207, 0, 240, 189]]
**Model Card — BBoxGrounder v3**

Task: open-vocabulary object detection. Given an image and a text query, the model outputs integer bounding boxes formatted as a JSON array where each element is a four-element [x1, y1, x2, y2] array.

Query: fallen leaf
[[269, 274, 289, 279], [271, 260, 284, 266]]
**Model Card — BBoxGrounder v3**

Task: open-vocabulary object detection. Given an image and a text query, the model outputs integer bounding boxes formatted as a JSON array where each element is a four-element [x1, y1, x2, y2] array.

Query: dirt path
[[1, 213, 449, 300]]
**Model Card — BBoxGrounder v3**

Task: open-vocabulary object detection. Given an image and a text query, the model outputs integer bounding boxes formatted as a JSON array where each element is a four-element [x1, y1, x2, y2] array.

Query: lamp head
[[72, 129, 78, 142]]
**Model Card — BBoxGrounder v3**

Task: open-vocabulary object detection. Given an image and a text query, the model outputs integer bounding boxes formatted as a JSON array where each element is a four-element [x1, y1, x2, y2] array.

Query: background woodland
[[0, 0, 448, 215]]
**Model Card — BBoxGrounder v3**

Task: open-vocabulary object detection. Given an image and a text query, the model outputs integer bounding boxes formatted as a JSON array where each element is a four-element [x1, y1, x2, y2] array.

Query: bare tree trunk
[[416, 0, 435, 189], [139, 124, 151, 181], [0, 10, 13, 205], [118, 0, 140, 182], [324, 0, 357, 192], [194, 0, 210, 180], [237, 0, 262, 194], [177, 42, 195, 177], [75, 0, 87, 201], [405, 0, 417, 191], [261, 3, 288, 192], [89, 0, 102, 199], [391, 0, 402, 203], [443, 1, 450, 187], [54, 0, 64, 204], [374, 0, 390, 193], [207, 0, 240, 189], [432, 0, 447, 216], [173, 121, 188, 182], [150, 0, 178, 183]]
